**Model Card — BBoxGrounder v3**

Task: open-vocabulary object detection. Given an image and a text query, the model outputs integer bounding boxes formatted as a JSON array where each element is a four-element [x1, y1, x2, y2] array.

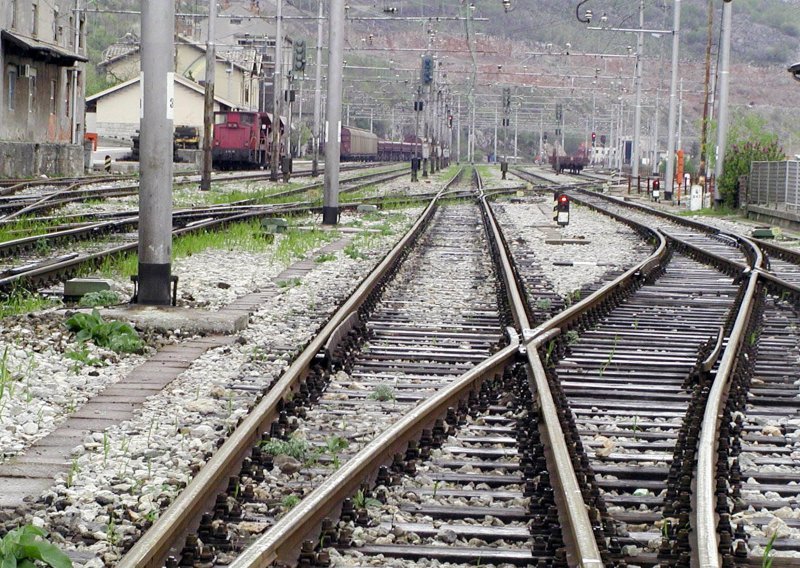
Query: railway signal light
[[293, 40, 307, 72], [591, 132, 596, 146], [502, 88, 511, 110], [414, 101, 424, 112], [448, 114, 453, 127], [555, 193, 570, 226], [600, 134, 606, 146], [421, 55, 434, 85]]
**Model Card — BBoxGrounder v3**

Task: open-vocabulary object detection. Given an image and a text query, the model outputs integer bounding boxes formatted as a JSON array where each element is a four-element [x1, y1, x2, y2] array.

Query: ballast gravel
[[491, 195, 648, 296], [1, 198, 429, 566]]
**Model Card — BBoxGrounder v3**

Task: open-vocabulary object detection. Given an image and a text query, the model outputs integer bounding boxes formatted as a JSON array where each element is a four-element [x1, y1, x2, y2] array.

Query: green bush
[[65, 309, 144, 354], [0, 525, 73, 568], [78, 290, 120, 308]]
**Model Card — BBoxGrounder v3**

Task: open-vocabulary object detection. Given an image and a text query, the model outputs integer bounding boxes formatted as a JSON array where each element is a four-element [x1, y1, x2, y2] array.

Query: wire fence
[[749, 160, 800, 211]]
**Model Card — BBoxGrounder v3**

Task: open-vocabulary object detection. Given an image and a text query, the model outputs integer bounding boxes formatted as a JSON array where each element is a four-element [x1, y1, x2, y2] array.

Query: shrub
[[65, 309, 144, 354], [78, 290, 120, 308], [0, 525, 73, 568]]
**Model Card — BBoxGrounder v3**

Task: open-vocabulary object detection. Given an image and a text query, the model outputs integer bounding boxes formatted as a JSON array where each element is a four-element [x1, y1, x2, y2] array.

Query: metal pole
[[664, 0, 681, 195], [652, 90, 660, 175], [513, 106, 518, 163], [311, 0, 323, 176], [71, 0, 82, 145], [323, 0, 344, 225], [200, 0, 216, 191], [270, 0, 283, 181], [296, 77, 304, 157], [714, 0, 733, 202], [539, 111, 543, 163], [677, 79, 684, 151], [456, 95, 461, 163], [138, 0, 174, 305], [631, 0, 644, 178], [470, 98, 475, 163], [493, 101, 497, 162]]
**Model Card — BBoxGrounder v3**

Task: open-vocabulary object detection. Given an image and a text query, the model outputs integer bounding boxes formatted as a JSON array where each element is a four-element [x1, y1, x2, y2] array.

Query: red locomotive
[[212, 111, 284, 169]]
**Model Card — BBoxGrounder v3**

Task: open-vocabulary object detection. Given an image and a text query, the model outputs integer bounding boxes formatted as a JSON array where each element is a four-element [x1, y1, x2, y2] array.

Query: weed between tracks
[[0, 288, 60, 318], [88, 219, 338, 281]]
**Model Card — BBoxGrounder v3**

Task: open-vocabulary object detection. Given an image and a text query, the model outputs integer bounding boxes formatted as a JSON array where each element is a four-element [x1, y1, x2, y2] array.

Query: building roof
[[99, 33, 257, 75], [1, 30, 88, 65], [86, 73, 239, 110]]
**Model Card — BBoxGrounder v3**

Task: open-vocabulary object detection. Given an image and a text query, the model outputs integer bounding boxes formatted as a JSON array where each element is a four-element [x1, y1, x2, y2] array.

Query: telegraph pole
[[664, 0, 681, 196], [200, 0, 216, 191], [270, 0, 283, 182], [138, 0, 174, 305], [631, 0, 644, 178], [323, 0, 344, 225], [311, 0, 323, 176], [713, 0, 733, 203]]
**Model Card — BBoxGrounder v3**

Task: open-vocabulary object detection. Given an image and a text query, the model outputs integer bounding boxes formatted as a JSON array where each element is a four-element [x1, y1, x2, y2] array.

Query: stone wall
[[0, 141, 84, 178]]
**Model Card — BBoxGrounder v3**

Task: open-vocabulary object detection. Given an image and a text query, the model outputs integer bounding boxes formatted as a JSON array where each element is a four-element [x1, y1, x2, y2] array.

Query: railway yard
[[0, 162, 799, 568]]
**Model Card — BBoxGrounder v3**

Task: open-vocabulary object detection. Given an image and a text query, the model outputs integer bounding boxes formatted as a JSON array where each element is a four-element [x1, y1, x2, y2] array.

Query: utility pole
[[323, 0, 344, 225], [698, 0, 714, 180], [493, 101, 498, 162], [456, 95, 461, 163], [311, 0, 323, 176], [714, 0, 733, 203], [513, 105, 518, 164], [631, 0, 644, 178], [652, 89, 660, 175], [71, 0, 83, 145], [138, 0, 174, 305], [677, 79, 684, 151], [200, 0, 216, 191], [270, 0, 283, 182], [664, 0, 681, 196]]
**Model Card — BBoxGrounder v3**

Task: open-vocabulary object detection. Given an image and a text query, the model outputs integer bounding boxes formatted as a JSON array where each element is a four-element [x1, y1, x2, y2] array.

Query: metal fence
[[749, 160, 800, 210]]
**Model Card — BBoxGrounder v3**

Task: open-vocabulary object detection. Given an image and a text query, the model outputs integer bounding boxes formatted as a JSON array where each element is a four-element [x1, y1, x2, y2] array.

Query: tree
[[715, 112, 785, 207]]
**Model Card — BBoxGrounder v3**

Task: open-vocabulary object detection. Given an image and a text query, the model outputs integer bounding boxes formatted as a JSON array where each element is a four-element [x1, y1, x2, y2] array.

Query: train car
[[341, 126, 378, 161], [550, 149, 587, 174], [212, 111, 284, 170]]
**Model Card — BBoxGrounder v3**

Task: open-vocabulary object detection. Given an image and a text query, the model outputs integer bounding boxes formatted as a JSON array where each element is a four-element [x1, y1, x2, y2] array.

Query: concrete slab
[[100, 305, 248, 335], [0, 479, 53, 508]]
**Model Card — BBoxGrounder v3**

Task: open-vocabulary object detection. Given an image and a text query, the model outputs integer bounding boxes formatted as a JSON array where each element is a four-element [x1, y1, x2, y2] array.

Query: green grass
[[677, 206, 740, 217], [274, 227, 338, 265], [0, 287, 61, 318], [91, 219, 279, 279], [0, 216, 84, 244]]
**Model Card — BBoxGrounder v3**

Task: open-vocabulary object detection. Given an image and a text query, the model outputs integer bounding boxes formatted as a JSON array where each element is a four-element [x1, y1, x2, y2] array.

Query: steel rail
[[116, 168, 464, 568], [693, 236, 767, 568], [472, 168, 605, 567], [230, 331, 520, 567]]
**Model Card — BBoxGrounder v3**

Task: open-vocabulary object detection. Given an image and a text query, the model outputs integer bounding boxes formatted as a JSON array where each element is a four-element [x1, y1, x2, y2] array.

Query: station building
[[0, 0, 87, 177]]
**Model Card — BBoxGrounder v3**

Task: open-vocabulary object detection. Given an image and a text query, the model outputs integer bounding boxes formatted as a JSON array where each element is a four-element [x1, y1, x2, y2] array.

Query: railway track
[[0, 166, 412, 294], [109, 166, 602, 567], [0, 164, 402, 221], [513, 166, 800, 565], [10, 160, 800, 565]]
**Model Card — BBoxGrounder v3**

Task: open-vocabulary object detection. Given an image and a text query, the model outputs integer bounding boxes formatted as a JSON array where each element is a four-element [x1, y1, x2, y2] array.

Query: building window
[[53, 7, 60, 42], [65, 71, 72, 117], [50, 79, 57, 114], [11, 0, 18, 29], [28, 75, 36, 113], [7, 69, 17, 111], [31, 2, 39, 37]]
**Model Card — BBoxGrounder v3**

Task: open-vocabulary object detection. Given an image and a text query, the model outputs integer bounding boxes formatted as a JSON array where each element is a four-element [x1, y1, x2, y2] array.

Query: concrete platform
[[100, 305, 248, 335]]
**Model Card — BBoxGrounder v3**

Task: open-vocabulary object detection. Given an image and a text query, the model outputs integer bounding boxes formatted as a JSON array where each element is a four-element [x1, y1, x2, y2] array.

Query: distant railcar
[[341, 126, 378, 161], [212, 111, 284, 170], [550, 149, 587, 174]]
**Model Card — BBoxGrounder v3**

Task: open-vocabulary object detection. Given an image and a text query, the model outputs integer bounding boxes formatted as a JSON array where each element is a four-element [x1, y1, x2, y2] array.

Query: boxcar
[[341, 126, 378, 161]]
